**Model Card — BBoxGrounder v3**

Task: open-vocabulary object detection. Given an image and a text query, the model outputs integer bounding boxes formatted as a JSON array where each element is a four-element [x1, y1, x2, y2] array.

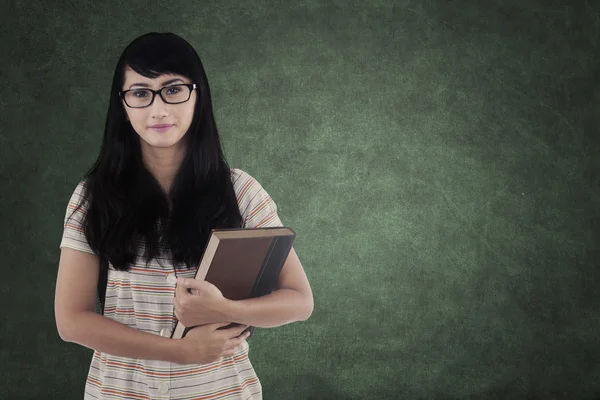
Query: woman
[[54, 32, 313, 399]]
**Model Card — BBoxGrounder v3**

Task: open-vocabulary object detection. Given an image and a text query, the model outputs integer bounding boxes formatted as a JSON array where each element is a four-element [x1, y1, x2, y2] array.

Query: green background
[[1, 0, 599, 399]]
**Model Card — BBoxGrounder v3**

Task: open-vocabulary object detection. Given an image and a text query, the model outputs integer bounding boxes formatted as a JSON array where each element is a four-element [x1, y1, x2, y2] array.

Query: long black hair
[[67, 32, 243, 305]]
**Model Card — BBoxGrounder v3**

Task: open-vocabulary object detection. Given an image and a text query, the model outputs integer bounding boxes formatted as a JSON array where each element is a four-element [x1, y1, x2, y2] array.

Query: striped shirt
[[60, 168, 284, 399]]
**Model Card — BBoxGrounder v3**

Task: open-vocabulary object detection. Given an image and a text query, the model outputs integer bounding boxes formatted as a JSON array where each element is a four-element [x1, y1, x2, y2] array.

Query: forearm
[[227, 289, 313, 328], [61, 311, 182, 362]]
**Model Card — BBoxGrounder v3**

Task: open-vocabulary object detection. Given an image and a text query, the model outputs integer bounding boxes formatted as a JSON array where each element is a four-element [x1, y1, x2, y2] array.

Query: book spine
[[251, 235, 295, 298], [250, 236, 278, 295]]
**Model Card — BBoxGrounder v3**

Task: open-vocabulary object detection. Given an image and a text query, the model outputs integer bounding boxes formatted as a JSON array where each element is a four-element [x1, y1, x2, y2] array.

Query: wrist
[[166, 337, 187, 364], [224, 298, 244, 323]]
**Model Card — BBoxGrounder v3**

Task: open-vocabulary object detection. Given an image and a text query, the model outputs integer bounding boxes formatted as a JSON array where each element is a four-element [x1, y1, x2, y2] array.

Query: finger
[[224, 338, 246, 357], [174, 291, 187, 314], [175, 282, 188, 299], [235, 324, 249, 335], [223, 324, 249, 339], [211, 321, 235, 330], [223, 348, 236, 358], [177, 277, 204, 290], [231, 331, 251, 347]]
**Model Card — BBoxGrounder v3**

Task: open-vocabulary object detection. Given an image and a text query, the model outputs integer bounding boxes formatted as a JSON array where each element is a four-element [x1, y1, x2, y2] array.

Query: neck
[[141, 142, 187, 195]]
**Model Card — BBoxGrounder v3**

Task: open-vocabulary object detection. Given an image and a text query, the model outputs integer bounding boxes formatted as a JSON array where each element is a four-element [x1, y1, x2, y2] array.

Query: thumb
[[177, 278, 200, 288], [211, 321, 234, 330]]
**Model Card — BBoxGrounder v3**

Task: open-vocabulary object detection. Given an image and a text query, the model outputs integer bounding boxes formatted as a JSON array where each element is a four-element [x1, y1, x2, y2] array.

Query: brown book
[[171, 226, 296, 339]]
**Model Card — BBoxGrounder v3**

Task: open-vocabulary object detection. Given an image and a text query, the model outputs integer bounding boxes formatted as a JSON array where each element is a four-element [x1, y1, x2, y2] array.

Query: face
[[121, 66, 196, 153]]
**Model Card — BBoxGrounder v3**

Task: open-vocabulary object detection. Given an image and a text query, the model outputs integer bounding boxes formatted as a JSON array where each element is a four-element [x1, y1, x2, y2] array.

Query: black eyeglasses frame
[[119, 83, 197, 108]]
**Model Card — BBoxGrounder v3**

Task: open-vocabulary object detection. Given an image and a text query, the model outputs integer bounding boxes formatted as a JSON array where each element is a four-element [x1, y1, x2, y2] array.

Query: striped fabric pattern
[[59, 168, 284, 399]]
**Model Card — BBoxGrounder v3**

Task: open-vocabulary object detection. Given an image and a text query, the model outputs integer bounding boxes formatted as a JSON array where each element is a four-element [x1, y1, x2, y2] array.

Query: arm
[[54, 248, 185, 363], [60, 312, 183, 362], [225, 246, 314, 328]]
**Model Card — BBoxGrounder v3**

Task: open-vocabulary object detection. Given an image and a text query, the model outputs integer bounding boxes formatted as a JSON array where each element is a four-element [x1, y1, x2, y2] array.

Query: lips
[[149, 124, 175, 133]]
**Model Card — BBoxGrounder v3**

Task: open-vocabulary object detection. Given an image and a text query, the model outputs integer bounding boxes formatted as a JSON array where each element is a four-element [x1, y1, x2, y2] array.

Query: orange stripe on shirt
[[255, 213, 277, 228], [100, 388, 150, 400], [235, 178, 254, 202], [247, 197, 271, 219], [192, 377, 259, 400]]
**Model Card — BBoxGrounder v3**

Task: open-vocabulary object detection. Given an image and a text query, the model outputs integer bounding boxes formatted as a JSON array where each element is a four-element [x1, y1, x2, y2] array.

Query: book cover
[[171, 227, 296, 339]]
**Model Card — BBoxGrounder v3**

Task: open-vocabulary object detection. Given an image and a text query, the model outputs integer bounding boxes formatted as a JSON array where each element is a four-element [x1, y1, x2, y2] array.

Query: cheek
[[128, 117, 151, 138], [181, 105, 195, 127], [123, 105, 136, 122], [127, 111, 145, 127], [130, 118, 145, 133], [183, 96, 197, 123]]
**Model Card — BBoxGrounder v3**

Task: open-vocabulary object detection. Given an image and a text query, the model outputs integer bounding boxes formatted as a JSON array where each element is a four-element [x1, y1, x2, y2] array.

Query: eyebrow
[[129, 78, 184, 89]]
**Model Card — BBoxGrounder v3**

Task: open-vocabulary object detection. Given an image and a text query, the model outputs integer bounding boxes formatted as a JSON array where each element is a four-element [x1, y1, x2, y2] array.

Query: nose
[[150, 92, 169, 118]]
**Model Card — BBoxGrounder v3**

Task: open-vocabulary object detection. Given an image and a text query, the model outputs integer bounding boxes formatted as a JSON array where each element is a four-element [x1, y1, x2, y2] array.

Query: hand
[[175, 322, 251, 365], [173, 278, 232, 327]]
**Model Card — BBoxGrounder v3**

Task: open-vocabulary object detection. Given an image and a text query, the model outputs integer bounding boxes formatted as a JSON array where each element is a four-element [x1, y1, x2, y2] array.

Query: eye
[[133, 90, 149, 98], [165, 86, 182, 95]]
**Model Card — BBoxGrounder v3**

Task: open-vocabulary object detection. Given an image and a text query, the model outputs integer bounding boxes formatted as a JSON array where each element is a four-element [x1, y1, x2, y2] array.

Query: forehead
[[123, 67, 188, 88]]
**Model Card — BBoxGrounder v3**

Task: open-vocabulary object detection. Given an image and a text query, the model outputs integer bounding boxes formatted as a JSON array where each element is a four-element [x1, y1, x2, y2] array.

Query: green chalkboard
[[1, 1, 599, 399]]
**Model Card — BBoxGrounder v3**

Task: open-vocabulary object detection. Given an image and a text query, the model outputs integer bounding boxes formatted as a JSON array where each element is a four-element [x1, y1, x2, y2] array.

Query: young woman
[[54, 32, 313, 399]]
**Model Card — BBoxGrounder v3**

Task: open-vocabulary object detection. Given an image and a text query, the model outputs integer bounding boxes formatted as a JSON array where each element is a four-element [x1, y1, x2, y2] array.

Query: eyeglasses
[[119, 83, 197, 108]]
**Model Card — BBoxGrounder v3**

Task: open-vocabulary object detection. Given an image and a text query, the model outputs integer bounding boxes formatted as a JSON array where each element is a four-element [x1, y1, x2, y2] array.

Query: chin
[[153, 139, 184, 149], [140, 135, 182, 149]]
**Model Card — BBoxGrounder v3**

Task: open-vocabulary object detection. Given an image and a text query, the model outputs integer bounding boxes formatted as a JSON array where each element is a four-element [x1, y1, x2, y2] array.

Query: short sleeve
[[59, 181, 96, 254], [232, 168, 284, 229]]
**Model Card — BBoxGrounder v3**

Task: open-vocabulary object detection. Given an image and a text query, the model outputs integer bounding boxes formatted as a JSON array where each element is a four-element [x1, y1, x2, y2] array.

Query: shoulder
[[230, 167, 250, 180], [74, 179, 88, 195], [64, 179, 91, 219], [230, 167, 277, 206], [62, 179, 91, 225], [230, 168, 283, 228], [72, 179, 91, 202], [66, 179, 89, 204], [230, 167, 261, 191]]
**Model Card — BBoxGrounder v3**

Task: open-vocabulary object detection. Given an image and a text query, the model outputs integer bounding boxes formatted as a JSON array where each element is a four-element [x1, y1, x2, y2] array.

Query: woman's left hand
[[173, 278, 232, 327]]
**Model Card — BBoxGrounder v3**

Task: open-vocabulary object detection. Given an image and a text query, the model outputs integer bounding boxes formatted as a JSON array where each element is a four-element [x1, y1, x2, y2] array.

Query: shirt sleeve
[[234, 169, 284, 229], [59, 181, 96, 254]]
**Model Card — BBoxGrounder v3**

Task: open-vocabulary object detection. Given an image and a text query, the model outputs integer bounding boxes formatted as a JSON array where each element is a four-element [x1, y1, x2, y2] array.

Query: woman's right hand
[[175, 322, 251, 365]]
